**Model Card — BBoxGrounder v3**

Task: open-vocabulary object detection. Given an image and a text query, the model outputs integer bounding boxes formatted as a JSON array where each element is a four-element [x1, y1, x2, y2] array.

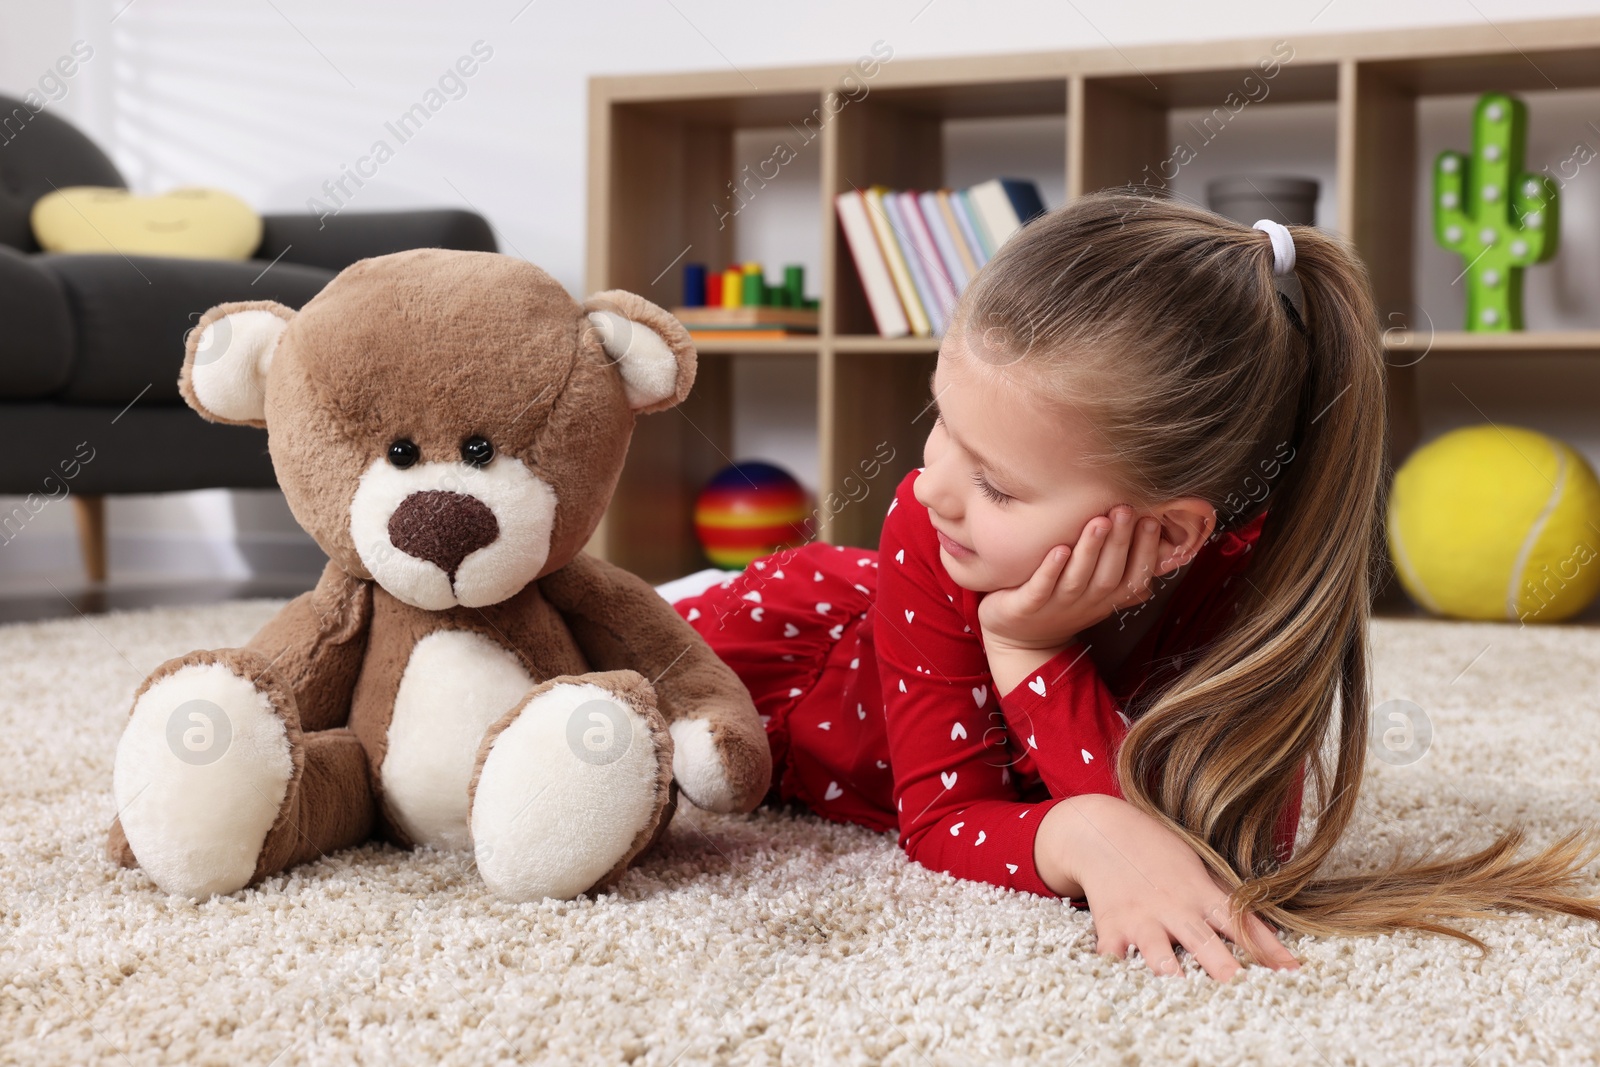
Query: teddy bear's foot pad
[[470, 680, 670, 902], [112, 657, 296, 900]]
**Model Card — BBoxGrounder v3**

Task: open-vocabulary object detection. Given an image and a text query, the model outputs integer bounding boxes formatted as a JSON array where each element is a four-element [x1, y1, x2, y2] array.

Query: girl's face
[[913, 338, 1134, 594]]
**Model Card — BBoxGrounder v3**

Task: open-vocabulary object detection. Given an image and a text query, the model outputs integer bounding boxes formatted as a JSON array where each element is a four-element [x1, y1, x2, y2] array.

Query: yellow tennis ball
[[1387, 425, 1600, 622]]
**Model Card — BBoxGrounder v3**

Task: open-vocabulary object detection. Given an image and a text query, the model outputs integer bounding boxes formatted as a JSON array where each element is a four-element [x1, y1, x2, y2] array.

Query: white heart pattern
[[1081, 748, 1094, 763], [814, 571, 823, 581], [876, 760, 888, 769], [818, 722, 831, 730], [895, 549, 905, 564], [1006, 863, 1019, 874], [850, 658, 860, 669], [898, 679, 907, 692], [941, 770, 958, 789], [824, 781, 843, 800], [1028, 675, 1046, 697], [686, 607, 701, 622], [816, 602, 831, 614], [1027, 735, 1037, 749], [857, 704, 867, 719], [784, 623, 800, 638], [750, 607, 764, 622], [904, 609, 915, 623], [949, 822, 964, 836], [950, 722, 967, 741], [753, 561, 766, 570], [972, 685, 987, 708], [788, 687, 803, 697], [829, 624, 844, 640], [975, 831, 986, 846], [773, 569, 784, 578], [742, 590, 762, 603]]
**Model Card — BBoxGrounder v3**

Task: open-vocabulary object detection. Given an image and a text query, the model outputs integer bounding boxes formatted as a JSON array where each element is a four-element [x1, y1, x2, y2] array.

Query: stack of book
[[835, 178, 1047, 339]]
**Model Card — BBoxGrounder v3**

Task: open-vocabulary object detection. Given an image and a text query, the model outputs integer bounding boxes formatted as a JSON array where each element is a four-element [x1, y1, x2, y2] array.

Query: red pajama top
[[849, 469, 1299, 898]]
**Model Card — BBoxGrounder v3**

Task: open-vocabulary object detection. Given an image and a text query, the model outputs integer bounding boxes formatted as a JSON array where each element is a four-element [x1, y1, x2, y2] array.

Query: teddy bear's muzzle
[[387, 490, 501, 581]]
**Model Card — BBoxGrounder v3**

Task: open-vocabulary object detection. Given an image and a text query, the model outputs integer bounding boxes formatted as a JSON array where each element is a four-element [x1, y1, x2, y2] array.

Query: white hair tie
[[1253, 219, 1296, 275]]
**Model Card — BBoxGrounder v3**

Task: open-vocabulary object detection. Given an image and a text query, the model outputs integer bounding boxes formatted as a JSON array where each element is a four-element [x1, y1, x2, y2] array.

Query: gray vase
[[1206, 176, 1319, 226]]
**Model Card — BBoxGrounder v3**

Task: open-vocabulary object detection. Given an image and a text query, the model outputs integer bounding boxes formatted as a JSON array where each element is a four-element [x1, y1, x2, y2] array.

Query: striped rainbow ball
[[694, 462, 814, 569]]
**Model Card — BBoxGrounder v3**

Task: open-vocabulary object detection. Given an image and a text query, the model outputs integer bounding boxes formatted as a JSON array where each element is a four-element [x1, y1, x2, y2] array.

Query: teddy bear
[[105, 248, 771, 902]]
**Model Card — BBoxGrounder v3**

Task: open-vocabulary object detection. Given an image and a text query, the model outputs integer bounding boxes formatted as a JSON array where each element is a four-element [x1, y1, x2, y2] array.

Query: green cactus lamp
[[1433, 92, 1560, 332]]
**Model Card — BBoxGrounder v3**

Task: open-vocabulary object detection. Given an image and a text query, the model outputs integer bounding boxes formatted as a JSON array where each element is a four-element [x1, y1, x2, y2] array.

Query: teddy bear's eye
[[461, 436, 495, 467], [388, 439, 420, 469]]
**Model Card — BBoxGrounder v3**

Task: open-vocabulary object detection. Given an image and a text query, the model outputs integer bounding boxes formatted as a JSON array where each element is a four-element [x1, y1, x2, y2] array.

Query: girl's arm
[[875, 473, 1125, 898], [997, 646, 1300, 981], [969, 505, 1303, 979]]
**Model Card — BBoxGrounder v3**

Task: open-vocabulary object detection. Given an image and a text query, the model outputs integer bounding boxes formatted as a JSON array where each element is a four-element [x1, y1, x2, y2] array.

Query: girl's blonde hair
[[952, 189, 1600, 960]]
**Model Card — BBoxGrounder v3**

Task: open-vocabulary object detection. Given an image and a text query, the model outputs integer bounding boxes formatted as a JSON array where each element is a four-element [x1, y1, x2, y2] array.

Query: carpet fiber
[[4, 599, 1600, 1065]]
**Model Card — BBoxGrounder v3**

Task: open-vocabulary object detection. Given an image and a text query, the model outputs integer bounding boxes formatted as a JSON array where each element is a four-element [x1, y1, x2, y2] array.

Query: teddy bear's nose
[[387, 491, 500, 580]]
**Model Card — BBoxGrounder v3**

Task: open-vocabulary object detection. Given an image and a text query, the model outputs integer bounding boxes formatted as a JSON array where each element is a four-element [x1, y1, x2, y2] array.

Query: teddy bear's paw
[[469, 679, 672, 902], [668, 717, 744, 814], [112, 654, 298, 900]]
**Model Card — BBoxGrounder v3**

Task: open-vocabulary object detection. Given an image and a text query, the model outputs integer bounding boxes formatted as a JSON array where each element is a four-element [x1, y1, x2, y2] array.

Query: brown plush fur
[[107, 249, 769, 900]]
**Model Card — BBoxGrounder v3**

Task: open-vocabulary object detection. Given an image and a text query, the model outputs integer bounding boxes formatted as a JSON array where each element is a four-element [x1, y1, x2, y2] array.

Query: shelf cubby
[[1071, 60, 1339, 197], [824, 350, 939, 550], [596, 92, 826, 303], [825, 77, 1068, 339]]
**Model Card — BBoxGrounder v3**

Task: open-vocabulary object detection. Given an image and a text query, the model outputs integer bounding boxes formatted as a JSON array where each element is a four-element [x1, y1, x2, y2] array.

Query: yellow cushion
[[30, 186, 263, 260]]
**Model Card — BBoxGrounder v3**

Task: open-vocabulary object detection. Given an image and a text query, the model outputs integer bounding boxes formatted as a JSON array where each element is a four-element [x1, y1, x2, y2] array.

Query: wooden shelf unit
[[587, 16, 1600, 583]]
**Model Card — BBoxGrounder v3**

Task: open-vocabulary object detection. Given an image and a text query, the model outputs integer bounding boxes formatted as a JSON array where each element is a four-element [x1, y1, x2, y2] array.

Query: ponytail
[[1124, 220, 1600, 961]]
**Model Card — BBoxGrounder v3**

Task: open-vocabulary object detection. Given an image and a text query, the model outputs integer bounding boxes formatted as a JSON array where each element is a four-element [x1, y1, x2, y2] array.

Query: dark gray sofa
[[0, 93, 497, 580]]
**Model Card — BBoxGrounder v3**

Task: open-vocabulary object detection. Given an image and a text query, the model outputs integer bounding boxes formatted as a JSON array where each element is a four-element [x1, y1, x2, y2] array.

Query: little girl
[[667, 190, 1600, 981]]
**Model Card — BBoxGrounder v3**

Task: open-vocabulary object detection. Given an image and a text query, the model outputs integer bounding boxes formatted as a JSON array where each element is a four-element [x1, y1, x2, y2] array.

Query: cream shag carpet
[[4, 599, 1600, 1066]]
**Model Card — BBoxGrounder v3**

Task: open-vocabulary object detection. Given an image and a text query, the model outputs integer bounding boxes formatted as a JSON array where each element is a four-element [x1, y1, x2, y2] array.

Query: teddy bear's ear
[[582, 290, 697, 414], [178, 300, 296, 428]]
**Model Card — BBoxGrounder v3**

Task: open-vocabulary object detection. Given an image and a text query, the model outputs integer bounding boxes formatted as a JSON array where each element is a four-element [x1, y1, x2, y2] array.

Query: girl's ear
[[582, 289, 697, 414], [1153, 498, 1218, 572], [178, 300, 296, 427]]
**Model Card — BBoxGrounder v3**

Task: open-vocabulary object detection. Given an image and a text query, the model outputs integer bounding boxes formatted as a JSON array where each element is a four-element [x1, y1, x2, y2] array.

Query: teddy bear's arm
[[244, 559, 374, 731], [540, 553, 771, 814]]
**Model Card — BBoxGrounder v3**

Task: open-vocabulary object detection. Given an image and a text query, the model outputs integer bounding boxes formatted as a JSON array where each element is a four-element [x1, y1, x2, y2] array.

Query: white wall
[[3, 0, 1599, 586]]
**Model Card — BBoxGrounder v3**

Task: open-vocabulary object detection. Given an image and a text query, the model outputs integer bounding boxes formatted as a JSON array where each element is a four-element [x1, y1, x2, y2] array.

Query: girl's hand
[[1036, 793, 1301, 981], [978, 505, 1167, 654]]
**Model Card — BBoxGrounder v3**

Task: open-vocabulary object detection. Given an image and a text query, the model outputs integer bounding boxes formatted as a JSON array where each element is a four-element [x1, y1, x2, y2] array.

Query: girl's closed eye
[[971, 470, 1011, 504]]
